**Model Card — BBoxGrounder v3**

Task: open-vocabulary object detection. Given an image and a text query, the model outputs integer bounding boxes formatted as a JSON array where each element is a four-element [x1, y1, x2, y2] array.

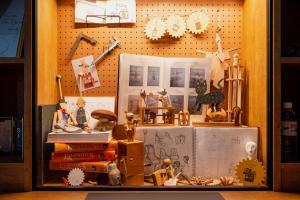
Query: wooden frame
[[36, 0, 269, 189]]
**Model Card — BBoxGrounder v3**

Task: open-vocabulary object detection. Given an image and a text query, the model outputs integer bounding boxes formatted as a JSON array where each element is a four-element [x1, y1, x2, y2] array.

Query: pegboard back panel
[[57, 0, 243, 97]]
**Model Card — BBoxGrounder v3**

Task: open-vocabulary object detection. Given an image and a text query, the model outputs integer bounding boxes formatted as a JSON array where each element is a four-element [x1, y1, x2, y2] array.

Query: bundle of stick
[[226, 53, 244, 123]]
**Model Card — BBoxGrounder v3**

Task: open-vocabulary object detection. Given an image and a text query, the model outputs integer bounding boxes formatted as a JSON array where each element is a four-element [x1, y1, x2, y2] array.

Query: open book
[[118, 54, 212, 124], [136, 126, 258, 178]]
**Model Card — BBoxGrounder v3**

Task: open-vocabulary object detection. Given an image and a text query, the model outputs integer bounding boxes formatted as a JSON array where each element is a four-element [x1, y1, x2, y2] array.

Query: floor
[[0, 191, 300, 200]]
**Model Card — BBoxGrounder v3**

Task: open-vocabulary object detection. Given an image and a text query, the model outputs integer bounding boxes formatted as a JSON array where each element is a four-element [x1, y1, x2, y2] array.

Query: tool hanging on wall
[[91, 37, 121, 66], [67, 32, 97, 59]]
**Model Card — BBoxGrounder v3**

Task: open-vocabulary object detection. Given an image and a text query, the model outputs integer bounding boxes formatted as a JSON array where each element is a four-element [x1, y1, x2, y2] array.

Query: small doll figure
[[76, 97, 88, 129], [52, 99, 81, 133], [124, 112, 136, 142]]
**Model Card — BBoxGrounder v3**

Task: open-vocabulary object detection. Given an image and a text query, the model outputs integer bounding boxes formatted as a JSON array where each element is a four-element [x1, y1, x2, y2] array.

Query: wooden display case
[[36, 0, 269, 189]]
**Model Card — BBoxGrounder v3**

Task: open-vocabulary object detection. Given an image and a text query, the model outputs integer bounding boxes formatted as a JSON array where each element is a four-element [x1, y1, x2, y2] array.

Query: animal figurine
[[194, 79, 225, 112]]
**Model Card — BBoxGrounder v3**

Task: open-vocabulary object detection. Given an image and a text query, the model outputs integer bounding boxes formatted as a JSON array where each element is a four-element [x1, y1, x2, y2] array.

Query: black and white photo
[[147, 66, 160, 86], [170, 68, 185, 87], [128, 95, 141, 114], [189, 68, 205, 88], [169, 95, 184, 113], [129, 65, 143, 86]]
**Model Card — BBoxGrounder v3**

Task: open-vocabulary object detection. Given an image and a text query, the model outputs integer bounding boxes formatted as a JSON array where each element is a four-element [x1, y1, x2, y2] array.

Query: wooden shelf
[[0, 154, 23, 163], [0, 57, 25, 64], [281, 57, 300, 64]]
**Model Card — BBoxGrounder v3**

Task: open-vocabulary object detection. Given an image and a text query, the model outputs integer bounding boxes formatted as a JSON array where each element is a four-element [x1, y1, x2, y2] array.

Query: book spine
[[16, 119, 23, 158], [51, 150, 116, 163], [49, 161, 110, 173], [54, 141, 117, 153]]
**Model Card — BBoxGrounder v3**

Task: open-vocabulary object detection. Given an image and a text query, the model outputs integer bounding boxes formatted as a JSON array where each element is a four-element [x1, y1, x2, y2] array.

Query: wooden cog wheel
[[235, 159, 266, 186]]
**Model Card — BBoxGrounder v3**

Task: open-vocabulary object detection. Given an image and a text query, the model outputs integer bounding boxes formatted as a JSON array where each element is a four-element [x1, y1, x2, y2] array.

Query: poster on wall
[[118, 53, 212, 124], [75, 0, 136, 24], [71, 55, 101, 92]]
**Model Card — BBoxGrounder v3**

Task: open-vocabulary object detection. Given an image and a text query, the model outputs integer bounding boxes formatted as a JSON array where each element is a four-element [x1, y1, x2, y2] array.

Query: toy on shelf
[[178, 111, 190, 126], [245, 141, 257, 160], [196, 9, 238, 89], [140, 106, 175, 126], [227, 53, 244, 123], [124, 112, 139, 142], [108, 162, 121, 186], [52, 75, 81, 133], [193, 78, 226, 123], [91, 109, 117, 132], [76, 72, 89, 130], [67, 32, 97, 59]]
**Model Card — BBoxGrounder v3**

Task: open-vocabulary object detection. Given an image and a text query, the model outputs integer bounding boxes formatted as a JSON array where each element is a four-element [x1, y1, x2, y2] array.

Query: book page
[[118, 54, 212, 124], [118, 54, 164, 124], [194, 127, 258, 178]]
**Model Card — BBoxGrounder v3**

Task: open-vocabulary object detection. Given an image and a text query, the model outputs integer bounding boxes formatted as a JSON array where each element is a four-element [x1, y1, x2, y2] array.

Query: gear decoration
[[187, 10, 210, 34], [166, 16, 186, 38], [235, 159, 266, 186], [67, 168, 85, 187], [144, 17, 166, 40]]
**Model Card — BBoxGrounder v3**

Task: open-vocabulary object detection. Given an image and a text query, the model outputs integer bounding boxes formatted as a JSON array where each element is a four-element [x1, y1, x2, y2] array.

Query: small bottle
[[281, 102, 298, 162]]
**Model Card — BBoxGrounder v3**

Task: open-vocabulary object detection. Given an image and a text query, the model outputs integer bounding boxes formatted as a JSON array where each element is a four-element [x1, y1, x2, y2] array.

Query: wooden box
[[118, 140, 144, 176]]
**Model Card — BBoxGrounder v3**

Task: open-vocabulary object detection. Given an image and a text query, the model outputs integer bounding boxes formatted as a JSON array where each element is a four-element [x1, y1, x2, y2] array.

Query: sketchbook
[[118, 54, 212, 124], [75, 0, 136, 24], [135, 126, 258, 178]]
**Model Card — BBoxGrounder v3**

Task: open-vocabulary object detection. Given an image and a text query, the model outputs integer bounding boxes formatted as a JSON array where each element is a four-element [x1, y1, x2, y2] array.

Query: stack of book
[[47, 131, 117, 173]]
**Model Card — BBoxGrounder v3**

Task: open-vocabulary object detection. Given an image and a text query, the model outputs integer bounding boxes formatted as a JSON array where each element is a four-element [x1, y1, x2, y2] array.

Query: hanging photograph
[[71, 55, 101, 92], [129, 65, 144, 86], [118, 54, 212, 124], [147, 66, 160, 86], [170, 68, 185, 87], [189, 68, 205, 88], [127, 95, 141, 114], [169, 95, 184, 113]]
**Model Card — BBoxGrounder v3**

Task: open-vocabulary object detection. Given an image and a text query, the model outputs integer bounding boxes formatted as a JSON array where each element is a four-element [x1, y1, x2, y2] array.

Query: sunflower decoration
[[166, 15, 186, 38], [235, 159, 266, 186], [144, 17, 166, 40], [187, 10, 210, 34]]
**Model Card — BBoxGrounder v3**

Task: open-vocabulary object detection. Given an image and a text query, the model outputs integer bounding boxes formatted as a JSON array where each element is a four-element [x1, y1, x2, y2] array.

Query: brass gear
[[235, 159, 266, 186]]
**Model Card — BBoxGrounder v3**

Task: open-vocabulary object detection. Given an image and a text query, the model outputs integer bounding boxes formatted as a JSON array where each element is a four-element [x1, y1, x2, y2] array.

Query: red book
[[54, 142, 117, 153], [49, 160, 110, 173], [51, 150, 116, 163]]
